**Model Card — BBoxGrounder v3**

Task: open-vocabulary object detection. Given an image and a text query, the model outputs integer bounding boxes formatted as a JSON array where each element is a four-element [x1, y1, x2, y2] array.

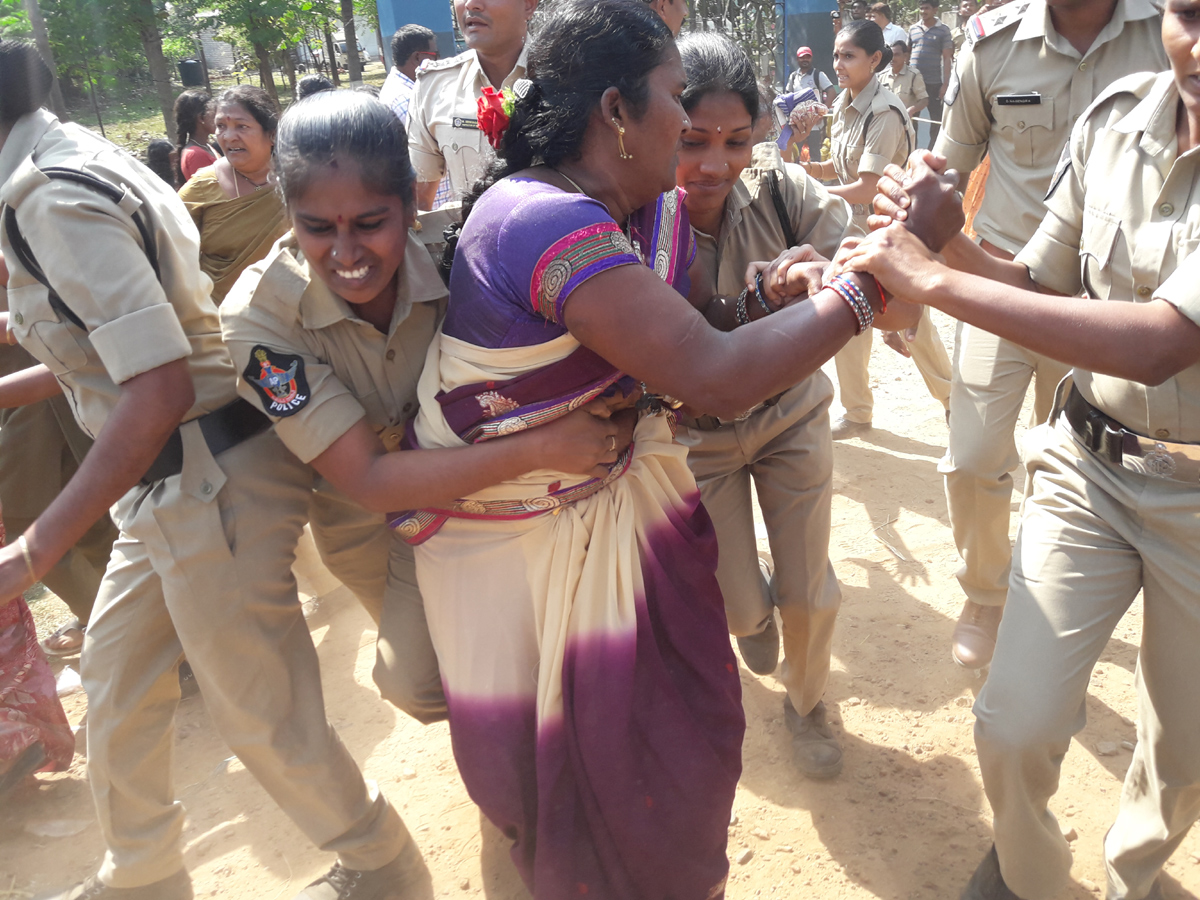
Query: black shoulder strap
[[2, 166, 162, 331], [766, 171, 798, 250], [862, 106, 913, 165]]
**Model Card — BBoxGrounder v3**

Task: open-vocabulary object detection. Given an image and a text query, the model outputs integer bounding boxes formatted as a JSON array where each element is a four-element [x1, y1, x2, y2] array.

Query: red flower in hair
[[478, 86, 514, 150]]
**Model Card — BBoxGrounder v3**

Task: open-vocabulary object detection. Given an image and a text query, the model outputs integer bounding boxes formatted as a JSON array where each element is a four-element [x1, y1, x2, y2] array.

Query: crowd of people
[[0, 0, 1197, 897]]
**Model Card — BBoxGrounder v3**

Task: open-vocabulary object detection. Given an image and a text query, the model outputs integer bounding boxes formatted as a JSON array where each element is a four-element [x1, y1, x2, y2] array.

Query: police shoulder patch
[[244, 345, 310, 418]]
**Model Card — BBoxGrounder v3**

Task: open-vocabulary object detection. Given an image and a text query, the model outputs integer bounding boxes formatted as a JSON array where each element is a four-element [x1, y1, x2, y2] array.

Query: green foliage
[[0, 0, 31, 37]]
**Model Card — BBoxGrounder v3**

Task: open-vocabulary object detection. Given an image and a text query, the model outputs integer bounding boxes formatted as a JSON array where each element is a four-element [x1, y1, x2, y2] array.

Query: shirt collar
[[296, 228, 447, 333], [396, 69, 416, 91], [0, 109, 57, 200], [849, 76, 881, 117], [467, 42, 529, 91], [1015, 0, 1157, 56], [1112, 71, 1179, 158]]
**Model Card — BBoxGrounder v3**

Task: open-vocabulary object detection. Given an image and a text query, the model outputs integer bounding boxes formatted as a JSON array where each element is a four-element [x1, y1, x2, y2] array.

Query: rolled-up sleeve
[[1155, 250, 1200, 327], [16, 180, 192, 383], [934, 49, 990, 177]]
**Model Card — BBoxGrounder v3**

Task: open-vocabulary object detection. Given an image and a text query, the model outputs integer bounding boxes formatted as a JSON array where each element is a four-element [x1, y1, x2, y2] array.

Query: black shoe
[[295, 841, 433, 900], [34, 870, 193, 900], [783, 697, 843, 779], [0, 742, 46, 798], [961, 846, 1026, 900], [737, 614, 780, 676]]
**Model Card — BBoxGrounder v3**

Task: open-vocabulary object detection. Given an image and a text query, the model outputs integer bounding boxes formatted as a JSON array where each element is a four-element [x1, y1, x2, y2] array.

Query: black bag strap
[[862, 105, 913, 164], [766, 171, 798, 250], [2, 166, 161, 331]]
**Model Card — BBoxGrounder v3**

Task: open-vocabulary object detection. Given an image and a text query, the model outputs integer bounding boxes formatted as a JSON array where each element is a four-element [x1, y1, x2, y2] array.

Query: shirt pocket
[[7, 283, 89, 376], [431, 119, 487, 186], [991, 96, 1054, 168], [1079, 206, 1121, 299]]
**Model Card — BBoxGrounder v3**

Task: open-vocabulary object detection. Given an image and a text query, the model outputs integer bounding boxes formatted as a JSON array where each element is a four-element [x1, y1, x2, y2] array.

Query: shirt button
[[1155, 429, 1171, 440], [200, 481, 213, 495], [1159, 203, 1174, 217], [1136, 285, 1152, 298], [1078, 61, 1087, 70], [12, 313, 22, 325], [451, 142, 459, 151], [386, 349, 396, 361]]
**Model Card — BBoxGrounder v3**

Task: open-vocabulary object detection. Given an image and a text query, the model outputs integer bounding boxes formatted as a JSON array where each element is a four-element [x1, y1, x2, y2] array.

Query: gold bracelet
[[16, 534, 37, 582]]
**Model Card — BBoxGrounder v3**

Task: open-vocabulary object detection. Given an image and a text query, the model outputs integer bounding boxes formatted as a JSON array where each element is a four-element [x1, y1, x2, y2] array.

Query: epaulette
[[967, 0, 1030, 43], [414, 50, 471, 78]]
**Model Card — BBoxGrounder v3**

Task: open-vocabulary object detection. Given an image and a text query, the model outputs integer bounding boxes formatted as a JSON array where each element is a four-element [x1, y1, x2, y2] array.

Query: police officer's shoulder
[[414, 49, 473, 80], [966, 0, 1030, 45], [226, 233, 308, 318], [1079, 71, 1162, 132]]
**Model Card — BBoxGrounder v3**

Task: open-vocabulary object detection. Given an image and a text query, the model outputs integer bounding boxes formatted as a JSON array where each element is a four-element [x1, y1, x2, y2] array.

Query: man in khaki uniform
[[932, 0, 1167, 668], [0, 50, 424, 900], [220, 226, 449, 724], [407, 0, 537, 210], [880, 42, 929, 120], [0, 341, 117, 653]]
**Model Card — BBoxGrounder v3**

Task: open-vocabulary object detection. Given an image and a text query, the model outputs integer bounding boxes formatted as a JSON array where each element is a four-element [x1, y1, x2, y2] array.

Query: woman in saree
[[178, 86, 288, 303], [393, 1, 921, 895]]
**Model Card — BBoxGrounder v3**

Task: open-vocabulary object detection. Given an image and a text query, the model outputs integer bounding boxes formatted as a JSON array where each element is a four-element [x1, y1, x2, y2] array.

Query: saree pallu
[[0, 523, 74, 778], [399, 331, 744, 899], [178, 169, 288, 303]]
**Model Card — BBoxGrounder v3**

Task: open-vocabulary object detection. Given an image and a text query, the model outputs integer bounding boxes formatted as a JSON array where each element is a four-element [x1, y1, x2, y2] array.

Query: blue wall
[[377, 0, 457, 69]]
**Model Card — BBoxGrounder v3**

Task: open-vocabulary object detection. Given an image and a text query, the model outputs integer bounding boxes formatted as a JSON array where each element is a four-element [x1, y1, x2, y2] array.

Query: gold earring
[[612, 116, 633, 160]]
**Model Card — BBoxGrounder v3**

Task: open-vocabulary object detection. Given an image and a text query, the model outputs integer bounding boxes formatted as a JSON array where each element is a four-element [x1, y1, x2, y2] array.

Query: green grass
[[70, 60, 389, 157]]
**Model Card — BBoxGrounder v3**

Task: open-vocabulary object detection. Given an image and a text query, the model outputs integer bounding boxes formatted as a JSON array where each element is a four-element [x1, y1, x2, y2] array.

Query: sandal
[[40, 617, 85, 657]]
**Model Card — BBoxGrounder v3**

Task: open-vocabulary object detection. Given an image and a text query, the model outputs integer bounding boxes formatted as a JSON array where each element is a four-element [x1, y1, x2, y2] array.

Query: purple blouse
[[444, 178, 695, 349]]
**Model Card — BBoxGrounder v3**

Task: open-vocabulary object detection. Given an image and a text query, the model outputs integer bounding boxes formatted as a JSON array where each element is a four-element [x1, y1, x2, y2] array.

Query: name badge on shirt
[[996, 93, 1042, 106], [452, 116, 480, 130]]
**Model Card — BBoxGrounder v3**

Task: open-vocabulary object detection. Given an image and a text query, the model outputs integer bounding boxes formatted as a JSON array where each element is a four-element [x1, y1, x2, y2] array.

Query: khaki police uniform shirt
[[830, 77, 915, 218], [0, 110, 237, 440], [219, 231, 446, 464], [880, 65, 928, 114], [1016, 72, 1200, 442], [407, 46, 528, 206], [935, 0, 1167, 255], [694, 154, 857, 297]]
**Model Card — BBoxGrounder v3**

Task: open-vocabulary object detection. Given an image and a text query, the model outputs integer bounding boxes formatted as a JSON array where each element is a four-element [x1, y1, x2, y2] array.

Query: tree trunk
[[375, 22, 386, 69], [132, 0, 176, 137], [339, 0, 362, 83], [323, 24, 341, 86], [23, 0, 68, 120], [253, 41, 279, 105], [194, 36, 212, 94], [281, 45, 297, 100]]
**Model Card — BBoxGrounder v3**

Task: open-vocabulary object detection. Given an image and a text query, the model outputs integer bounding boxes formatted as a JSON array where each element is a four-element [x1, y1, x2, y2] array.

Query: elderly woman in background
[[178, 86, 288, 303]]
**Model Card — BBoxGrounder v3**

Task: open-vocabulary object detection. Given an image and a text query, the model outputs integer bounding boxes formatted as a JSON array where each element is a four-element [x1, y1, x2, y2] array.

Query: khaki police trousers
[[833, 305, 952, 424], [308, 475, 448, 724], [676, 374, 841, 717], [975, 419, 1200, 900], [82, 427, 412, 888], [940, 322, 1071, 607]]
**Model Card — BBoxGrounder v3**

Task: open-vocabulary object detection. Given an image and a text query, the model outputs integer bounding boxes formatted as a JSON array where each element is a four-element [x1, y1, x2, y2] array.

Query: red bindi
[[337, 215, 344, 223]]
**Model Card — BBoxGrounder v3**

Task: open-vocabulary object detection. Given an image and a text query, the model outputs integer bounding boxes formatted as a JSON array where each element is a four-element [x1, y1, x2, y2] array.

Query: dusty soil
[[3, 311, 1199, 900]]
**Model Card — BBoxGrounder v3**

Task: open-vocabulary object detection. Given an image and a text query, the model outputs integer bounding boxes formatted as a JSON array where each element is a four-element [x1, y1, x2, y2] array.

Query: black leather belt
[[141, 398, 272, 485], [1062, 384, 1200, 484]]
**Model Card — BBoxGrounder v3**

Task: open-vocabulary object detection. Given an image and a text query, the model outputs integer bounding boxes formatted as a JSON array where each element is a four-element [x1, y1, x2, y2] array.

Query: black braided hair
[[173, 89, 212, 184]]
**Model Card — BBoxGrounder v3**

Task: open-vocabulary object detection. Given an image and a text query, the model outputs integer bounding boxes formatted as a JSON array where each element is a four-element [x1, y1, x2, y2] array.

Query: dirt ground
[[2, 311, 1199, 900]]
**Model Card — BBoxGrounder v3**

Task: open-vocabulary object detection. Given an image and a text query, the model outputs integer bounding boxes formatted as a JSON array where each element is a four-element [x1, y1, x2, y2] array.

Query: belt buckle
[[1141, 442, 1178, 479]]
